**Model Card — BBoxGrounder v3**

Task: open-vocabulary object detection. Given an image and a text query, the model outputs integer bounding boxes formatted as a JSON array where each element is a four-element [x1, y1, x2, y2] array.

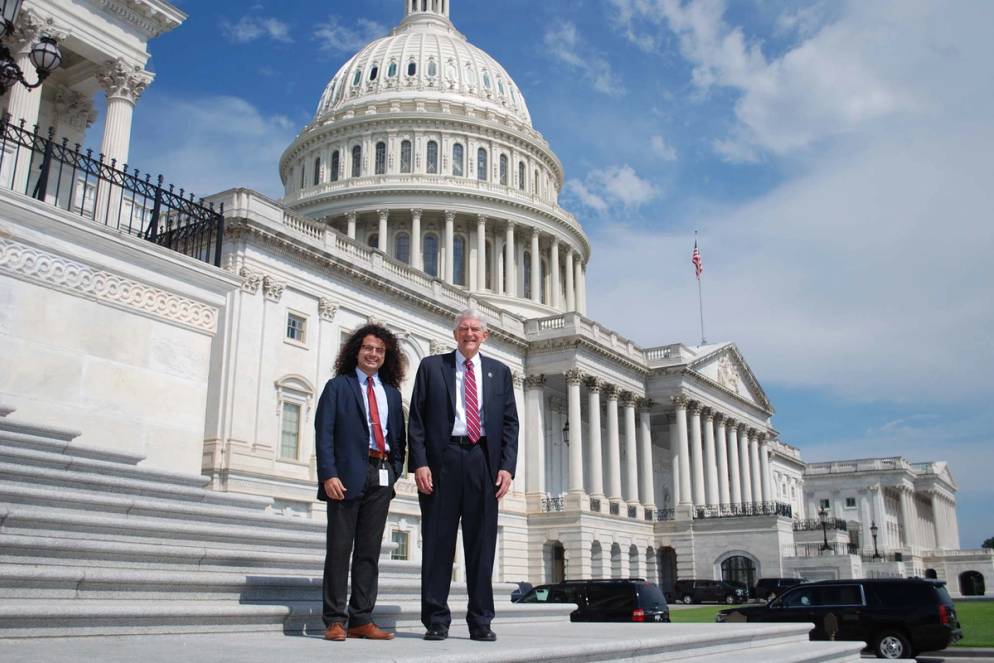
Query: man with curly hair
[[315, 324, 407, 641]]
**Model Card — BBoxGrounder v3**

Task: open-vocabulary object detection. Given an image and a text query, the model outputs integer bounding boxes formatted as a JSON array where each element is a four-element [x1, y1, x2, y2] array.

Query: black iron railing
[[787, 542, 860, 558], [540, 496, 565, 513], [589, 498, 601, 513], [793, 517, 848, 532], [609, 502, 620, 516], [655, 508, 675, 521], [627, 505, 638, 519], [0, 116, 223, 267]]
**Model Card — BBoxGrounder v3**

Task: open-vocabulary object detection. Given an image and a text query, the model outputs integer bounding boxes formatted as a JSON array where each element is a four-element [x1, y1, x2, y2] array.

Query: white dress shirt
[[452, 350, 486, 437]]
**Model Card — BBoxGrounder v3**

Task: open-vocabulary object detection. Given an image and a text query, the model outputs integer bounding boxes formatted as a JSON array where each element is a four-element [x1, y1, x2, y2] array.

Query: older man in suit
[[409, 309, 519, 642], [315, 324, 406, 642]]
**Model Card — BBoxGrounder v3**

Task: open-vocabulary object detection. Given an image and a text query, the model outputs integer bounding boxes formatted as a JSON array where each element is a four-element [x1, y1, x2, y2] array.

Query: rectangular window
[[286, 313, 307, 343], [845, 497, 856, 508], [280, 402, 301, 459], [391, 530, 409, 560], [819, 498, 830, 510]]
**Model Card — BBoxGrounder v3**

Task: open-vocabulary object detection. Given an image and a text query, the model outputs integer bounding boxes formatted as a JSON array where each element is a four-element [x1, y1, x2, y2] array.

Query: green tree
[[983, 536, 994, 549]]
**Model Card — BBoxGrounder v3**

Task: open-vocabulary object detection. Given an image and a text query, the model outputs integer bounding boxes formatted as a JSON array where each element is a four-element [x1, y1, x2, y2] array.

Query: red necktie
[[366, 376, 386, 453], [464, 359, 481, 444]]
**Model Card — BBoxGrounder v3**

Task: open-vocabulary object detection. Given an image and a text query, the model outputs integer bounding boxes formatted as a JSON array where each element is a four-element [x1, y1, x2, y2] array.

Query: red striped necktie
[[366, 376, 386, 453], [464, 359, 481, 444]]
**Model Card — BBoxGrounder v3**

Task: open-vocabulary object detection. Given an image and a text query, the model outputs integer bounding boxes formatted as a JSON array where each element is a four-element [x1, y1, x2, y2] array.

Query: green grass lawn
[[667, 600, 994, 648]]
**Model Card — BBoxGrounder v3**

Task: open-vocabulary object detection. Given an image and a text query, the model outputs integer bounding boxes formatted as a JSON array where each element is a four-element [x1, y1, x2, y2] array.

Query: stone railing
[[793, 517, 848, 532], [525, 313, 645, 365], [805, 457, 913, 475]]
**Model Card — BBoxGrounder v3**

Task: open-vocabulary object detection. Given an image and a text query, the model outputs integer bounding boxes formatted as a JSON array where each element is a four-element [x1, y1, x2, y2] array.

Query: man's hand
[[495, 469, 512, 500], [415, 466, 433, 494], [323, 477, 347, 501]]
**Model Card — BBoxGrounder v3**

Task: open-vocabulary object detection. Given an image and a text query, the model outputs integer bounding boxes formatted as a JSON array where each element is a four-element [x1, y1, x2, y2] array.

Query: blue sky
[[120, 0, 993, 547]]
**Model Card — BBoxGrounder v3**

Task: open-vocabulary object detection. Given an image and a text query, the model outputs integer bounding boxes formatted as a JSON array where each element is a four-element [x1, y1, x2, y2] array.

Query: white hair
[[453, 308, 488, 332]]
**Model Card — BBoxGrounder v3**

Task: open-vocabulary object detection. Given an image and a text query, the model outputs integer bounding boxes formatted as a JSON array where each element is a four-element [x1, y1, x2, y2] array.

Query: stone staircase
[[0, 406, 569, 638]]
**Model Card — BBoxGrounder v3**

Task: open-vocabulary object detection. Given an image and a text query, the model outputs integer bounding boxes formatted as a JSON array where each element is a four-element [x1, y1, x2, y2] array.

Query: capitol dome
[[279, 0, 590, 320], [315, 2, 532, 126]]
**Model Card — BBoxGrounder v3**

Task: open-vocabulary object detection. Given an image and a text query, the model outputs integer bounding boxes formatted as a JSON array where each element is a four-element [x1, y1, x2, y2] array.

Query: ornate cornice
[[98, 59, 154, 104], [92, 0, 185, 38], [0, 237, 217, 334]]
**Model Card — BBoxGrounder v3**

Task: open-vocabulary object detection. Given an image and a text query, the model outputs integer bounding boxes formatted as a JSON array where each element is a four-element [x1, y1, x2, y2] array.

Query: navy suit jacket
[[408, 351, 518, 483], [315, 372, 406, 502]]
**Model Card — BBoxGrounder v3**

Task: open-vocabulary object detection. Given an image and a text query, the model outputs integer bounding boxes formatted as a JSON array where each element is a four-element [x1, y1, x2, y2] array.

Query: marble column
[[444, 210, 455, 284], [668, 414, 681, 507], [476, 215, 487, 290], [738, 424, 753, 505], [622, 394, 639, 505], [749, 429, 763, 504], [688, 401, 706, 507], [347, 210, 358, 240], [565, 369, 584, 494], [574, 259, 585, 315], [605, 385, 622, 504], [702, 409, 719, 507], [565, 250, 576, 311], [524, 375, 546, 496], [638, 399, 655, 509], [898, 487, 916, 550], [505, 221, 516, 296], [585, 378, 604, 505], [727, 420, 742, 504], [714, 414, 730, 506], [550, 238, 561, 310], [4, 10, 47, 129], [530, 229, 541, 303], [759, 436, 772, 503], [377, 209, 389, 252], [871, 485, 891, 552], [930, 493, 946, 549], [578, 263, 588, 315], [672, 395, 692, 507], [410, 209, 422, 269]]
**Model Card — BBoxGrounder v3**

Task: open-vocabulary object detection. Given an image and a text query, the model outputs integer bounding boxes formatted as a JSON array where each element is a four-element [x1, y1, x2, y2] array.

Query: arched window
[[367, 233, 379, 249], [427, 141, 439, 174], [395, 232, 411, 264], [518, 162, 525, 191], [477, 148, 487, 181], [313, 157, 321, 186], [534, 169, 540, 195], [351, 145, 361, 177], [407, 60, 417, 77], [423, 234, 439, 277], [352, 69, 361, 86], [499, 154, 508, 185], [482, 71, 492, 90], [452, 143, 464, 177], [720, 555, 758, 595], [387, 61, 397, 78], [375, 141, 386, 175], [427, 60, 437, 77], [330, 150, 340, 182], [400, 140, 412, 173], [369, 63, 379, 81], [453, 235, 466, 286], [523, 251, 532, 299]]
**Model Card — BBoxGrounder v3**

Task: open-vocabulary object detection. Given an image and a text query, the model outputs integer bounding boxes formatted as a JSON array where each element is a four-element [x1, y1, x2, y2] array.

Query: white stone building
[[1, 0, 989, 598]]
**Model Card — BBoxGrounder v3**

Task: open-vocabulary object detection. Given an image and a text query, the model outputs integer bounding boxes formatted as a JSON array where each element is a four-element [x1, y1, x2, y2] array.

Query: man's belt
[[450, 435, 486, 447], [368, 449, 389, 461]]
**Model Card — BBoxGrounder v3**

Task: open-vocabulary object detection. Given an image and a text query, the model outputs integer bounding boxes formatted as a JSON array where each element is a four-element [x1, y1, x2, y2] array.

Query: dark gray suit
[[408, 351, 518, 630]]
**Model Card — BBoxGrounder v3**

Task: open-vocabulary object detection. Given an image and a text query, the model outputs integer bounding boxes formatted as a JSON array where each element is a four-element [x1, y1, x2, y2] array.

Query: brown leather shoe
[[323, 623, 346, 641], [347, 622, 395, 640]]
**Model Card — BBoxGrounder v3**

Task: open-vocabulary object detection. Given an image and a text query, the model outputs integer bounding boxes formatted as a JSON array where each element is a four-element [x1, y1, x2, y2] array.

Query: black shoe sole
[[424, 631, 448, 641]]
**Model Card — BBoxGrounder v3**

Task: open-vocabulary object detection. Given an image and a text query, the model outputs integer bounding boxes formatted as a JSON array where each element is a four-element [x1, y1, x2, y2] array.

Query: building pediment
[[688, 344, 772, 413]]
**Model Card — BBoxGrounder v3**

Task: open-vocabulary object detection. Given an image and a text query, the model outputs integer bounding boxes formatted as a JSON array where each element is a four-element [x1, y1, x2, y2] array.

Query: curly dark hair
[[334, 324, 406, 388]]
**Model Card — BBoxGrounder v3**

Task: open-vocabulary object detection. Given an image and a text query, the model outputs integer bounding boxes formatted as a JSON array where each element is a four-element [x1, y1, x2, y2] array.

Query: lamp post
[[818, 507, 831, 552], [0, 0, 63, 95], [870, 521, 881, 560], [561, 419, 570, 447]]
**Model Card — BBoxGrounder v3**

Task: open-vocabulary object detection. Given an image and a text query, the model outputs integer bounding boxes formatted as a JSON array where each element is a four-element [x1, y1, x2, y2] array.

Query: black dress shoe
[[423, 625, 449, 641], [470, 626, 497, 642]]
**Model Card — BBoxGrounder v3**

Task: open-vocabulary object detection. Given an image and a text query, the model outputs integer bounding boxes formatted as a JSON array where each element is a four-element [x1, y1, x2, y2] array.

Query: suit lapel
[[442, 351, 457, 414], [480, 355, 497, 428], [347, 373, 369, 435]]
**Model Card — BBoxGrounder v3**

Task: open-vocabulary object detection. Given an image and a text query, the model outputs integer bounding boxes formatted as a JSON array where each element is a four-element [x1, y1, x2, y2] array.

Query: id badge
[[379, 468, 389, 487]]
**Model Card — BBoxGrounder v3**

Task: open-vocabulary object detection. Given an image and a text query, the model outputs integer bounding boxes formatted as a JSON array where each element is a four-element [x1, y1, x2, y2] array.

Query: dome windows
[[351, 146, 362, 177], [331, 151, 340, 182], [497, 78, 505, 96], [369, 63, 379, 81], [427, 58, 437, 78], [352, 68, 362, 87], [477, 148, 488, 181], [518, 162, 525, 190], [407, 60, 417, 77], [426, 141, 439, 174], [482, 71, 492, 90], [400, 140, 413, 173], [387, 61, 398, 78], [499, 154, 508, 185], [375, 142, 387, 175], [445, 59, 457, 83], [452, 143, 464, 177], [464, 63, 477, 86]]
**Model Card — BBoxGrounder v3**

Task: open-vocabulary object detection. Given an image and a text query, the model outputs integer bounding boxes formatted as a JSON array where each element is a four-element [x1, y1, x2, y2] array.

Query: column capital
[[512, 371, 525, 388], [377, 208, 389, 220], [671, 393, 689, 409], [9, 9, 49, 54], [98, 58, 154, 104], [737, 422, 749, 434], [687, 400, 703, 415], [747, 427, 758, 439], [505, 219, 516, 230], [584, 376, 603, 393], [262, 275, 285, 301], [444, 210, 456, 222], [524, 374, 546, 390], [621, 392, 637, 408], [318, 298, 338, 321], [477, 214, 487, 224], [603, 384, 621, 400], [713, 412, 727, 426], [565, 368, 584, 385], [701, 406, 715, 421], [637, 397, 654, 410], [410, 208, 423, 218], [53, 85, 97, 131], [346, 210, 358, 221]]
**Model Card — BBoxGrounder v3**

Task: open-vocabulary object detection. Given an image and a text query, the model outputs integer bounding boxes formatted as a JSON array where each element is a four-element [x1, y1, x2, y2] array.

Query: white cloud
[[313, 17, 386, 54], [650, 134, 678, 161], [220, 16, 292, 44], [129, 94, 297, 199], [567, 165, 658, 211], [543, 21, 621, 95]]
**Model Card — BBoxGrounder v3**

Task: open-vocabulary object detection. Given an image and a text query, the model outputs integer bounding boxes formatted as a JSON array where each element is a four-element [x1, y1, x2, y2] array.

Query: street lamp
[[0, 0, 63, 95], [818, 507, 831, 552], [561, 420, 570, 447], [870, 521, 881, 560]]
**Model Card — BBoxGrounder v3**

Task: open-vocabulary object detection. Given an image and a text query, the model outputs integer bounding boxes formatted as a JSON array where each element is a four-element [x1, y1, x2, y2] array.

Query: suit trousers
[[322, 460, 393, 627], [419, 441, 498, 630]]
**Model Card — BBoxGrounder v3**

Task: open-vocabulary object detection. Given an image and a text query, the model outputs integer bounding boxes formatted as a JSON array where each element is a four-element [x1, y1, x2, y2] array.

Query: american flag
[[692, 240, 703, 279]]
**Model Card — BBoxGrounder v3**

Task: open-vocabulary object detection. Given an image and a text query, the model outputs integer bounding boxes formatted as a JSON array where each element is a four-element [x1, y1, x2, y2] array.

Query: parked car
[[510, 581, 533, 603], [753, 577, 807, 601], [671, 579, 747, 604], [715, 578, 962, 659], [518, 579, 670, 623]]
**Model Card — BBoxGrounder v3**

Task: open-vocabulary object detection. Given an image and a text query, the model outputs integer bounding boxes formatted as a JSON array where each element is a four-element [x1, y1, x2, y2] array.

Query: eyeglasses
[[456, 325, 485, 333], [360, 344, 386, 355]]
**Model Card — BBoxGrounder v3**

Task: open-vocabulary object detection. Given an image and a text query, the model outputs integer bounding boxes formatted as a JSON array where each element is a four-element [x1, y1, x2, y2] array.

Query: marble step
[[0, 599, 572, 638]]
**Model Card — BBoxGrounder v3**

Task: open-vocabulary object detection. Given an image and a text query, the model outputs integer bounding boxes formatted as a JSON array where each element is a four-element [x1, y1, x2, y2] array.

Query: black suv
[[754, 577, 807, 601], [715, 578, 962, 659], [671, 579, 747, 604], [519, 579, 670, 623]]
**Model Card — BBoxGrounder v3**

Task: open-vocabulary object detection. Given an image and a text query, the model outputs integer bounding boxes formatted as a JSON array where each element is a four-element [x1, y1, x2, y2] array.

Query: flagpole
[[694, 231, 706, 346]]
